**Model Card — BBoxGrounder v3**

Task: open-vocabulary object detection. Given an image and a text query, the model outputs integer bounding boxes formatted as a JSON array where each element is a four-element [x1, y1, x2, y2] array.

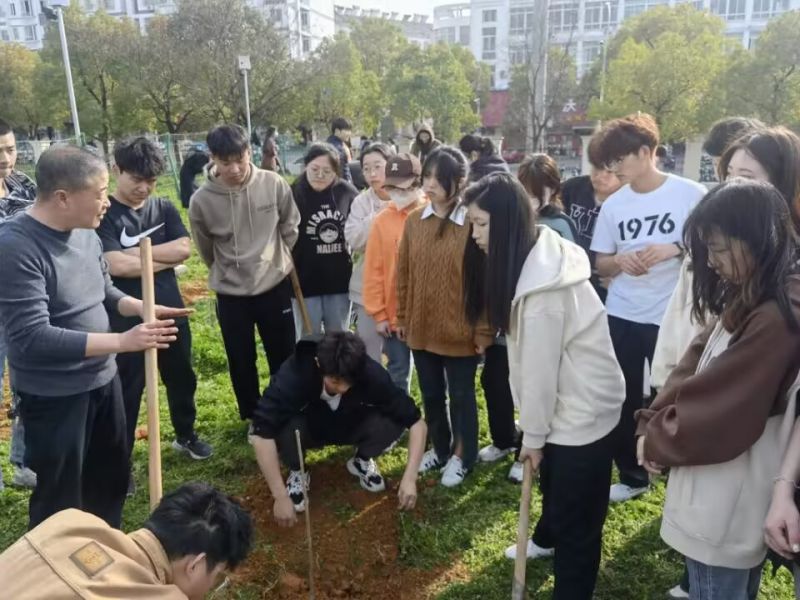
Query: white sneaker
[[666, 584, 690, 599], [609, 483, 649, 503], [507, 461, 524, 483], [286, 470, 310, 513], [441, 456, 468, 487], [504, 539, 555, 560], [418, 449, 443, 474], [478, 444, 513, 463], [346, 456, 386, 492]]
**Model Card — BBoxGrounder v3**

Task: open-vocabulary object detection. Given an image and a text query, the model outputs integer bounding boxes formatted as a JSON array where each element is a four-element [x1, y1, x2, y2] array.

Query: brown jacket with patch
[[0, 509, 187, 599]]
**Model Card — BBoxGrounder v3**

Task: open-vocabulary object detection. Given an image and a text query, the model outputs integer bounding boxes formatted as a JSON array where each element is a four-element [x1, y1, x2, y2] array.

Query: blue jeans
[[384, 334, 412, 392], [293, 294, 351, 339], [685, 558, 762, 600], [412, 350, 479, 470], [354, 304, 383, 363], [1, 326, 27, 470]]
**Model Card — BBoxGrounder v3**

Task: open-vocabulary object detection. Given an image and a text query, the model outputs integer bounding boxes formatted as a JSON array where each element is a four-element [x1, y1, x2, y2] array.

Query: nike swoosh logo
[[120, 223, 165, 248]]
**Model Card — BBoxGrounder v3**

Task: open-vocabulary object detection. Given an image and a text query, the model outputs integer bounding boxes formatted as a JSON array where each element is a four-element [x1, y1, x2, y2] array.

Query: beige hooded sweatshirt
[[507, 226, 625, 450], [189, 164, 300, 296]]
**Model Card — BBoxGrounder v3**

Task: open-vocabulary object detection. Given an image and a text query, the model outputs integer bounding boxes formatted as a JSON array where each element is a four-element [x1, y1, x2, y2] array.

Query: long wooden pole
[[512, 460, 534, 600], [140, 237, 163, 509], [289, 267, 313, 336], [295, 429, 315, 600]]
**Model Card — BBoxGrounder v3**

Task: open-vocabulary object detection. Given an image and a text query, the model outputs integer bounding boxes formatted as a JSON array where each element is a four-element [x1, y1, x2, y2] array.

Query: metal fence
[[13, 131, 312, 197]]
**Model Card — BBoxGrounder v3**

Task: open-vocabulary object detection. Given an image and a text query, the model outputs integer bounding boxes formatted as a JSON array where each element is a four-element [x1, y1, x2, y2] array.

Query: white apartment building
[[0, 0, 42, 48], [0, 0, 335, 59], [434, 0, 799, 90], [335, 5, 434, 47]]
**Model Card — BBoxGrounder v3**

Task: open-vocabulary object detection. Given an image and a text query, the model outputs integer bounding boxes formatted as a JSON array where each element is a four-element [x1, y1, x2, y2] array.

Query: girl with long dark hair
[[397, 146, 491, 487], [463, 172, 624, 599], [637, 179, 800, 600]]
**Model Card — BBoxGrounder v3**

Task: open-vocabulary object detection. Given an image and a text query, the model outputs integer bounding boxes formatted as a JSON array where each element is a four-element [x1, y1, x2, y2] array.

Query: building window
[[548, 2, 578, 33], [105, 0, 119, 11], [623, 0, 667, 18], [509, 6, 535, 36], [1, 30, 10, 41], [136, 0, 156, 12], [482, 26, 496, 60], [582, 41, 603, 67], [22, 0, 32, 16], [436, 26, 456, 43], [300, 8, 309, 29], [483, 9, 497, 22], [509, 44, 527, 64], [269, 7, 282, 22], [584, 1, 617, 30], [751, 0, 786, 17], [711, 0, 745, 19], [748, 32, 759, 49], [302, 36, 311, 53], [24, 25, 36, 41], [459, 25, 470, 45], [9, 3, 16, 17]]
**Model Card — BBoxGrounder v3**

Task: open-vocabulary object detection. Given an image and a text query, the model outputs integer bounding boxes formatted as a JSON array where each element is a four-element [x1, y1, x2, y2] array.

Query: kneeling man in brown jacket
[[0, 482, 252, 599]]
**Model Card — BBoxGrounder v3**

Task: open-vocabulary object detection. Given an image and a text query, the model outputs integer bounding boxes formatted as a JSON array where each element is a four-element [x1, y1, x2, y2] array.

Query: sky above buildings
[[344, 0, 434, 18]]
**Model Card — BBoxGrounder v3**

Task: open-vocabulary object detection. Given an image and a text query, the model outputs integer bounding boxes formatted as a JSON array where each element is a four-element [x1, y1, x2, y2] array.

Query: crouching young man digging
[[249, 331, 427, 525]]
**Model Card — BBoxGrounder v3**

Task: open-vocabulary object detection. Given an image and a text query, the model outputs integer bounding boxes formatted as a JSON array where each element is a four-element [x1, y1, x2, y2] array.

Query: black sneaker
[[286, 470, 310, 512], [346, 456, 386, 492], [172, 436, 213, 460]]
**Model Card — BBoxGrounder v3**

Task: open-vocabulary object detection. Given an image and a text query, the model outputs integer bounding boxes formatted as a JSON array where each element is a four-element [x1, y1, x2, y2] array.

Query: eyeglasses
[[208, 575, 231, 599], [308, 167, 335, 179]]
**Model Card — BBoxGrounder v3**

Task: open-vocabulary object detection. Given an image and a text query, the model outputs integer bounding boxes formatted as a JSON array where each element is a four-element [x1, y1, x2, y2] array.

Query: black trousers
[[276, 412, 404, 471], [117, 322, 197, 452], [480, 344, 518, 450], [531, 431, 614, 600], [216, 278, 296, 420], [608, 315, 659, 488], [19, 376, 129, 530]]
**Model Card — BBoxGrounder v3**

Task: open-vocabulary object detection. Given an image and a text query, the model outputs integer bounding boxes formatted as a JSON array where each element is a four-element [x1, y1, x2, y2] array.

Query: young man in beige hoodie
[[189, 125, 300, 421]]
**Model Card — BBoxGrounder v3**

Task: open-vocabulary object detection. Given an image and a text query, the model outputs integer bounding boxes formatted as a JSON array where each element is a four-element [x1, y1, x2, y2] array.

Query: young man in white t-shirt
[[590, 114, 706, 503]]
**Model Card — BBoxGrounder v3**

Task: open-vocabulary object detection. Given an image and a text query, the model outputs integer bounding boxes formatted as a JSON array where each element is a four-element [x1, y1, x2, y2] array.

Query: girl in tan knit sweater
[[397, 146, 493, 488]]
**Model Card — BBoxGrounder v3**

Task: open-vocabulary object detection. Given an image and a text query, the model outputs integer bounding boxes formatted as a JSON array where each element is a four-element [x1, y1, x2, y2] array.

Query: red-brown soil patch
[[233, 461, 468, 599], [180, 280, 209, 306]]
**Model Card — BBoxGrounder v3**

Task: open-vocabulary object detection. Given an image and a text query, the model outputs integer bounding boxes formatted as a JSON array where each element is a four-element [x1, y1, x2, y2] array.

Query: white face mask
[[388, 188, 418, 210]]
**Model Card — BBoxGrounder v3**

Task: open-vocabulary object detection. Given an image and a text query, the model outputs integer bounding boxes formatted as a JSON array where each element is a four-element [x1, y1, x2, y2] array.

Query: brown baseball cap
[[384, 153, 421, 189]]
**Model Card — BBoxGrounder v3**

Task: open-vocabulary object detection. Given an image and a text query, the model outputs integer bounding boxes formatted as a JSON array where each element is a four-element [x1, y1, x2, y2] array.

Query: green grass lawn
[[0, 177, 795, 598]]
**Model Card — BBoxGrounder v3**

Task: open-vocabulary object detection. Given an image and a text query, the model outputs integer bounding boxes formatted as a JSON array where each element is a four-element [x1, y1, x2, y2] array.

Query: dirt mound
[[235, 461, 468, 599]]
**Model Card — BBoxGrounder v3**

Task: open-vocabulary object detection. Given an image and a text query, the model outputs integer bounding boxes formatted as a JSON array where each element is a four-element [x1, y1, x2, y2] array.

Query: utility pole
[[44, 1, 81, 140]]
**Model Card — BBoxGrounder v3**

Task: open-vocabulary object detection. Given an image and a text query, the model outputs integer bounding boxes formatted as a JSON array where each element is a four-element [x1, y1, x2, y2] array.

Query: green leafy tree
[[163, 0, 301, 132], [0, 43, 67, 136], [388, 42, 479, 142], [721, 11, 800, 127], [588, 6, 727, 141], [40, 5, 151, 153], [301, 33, 383, 135]]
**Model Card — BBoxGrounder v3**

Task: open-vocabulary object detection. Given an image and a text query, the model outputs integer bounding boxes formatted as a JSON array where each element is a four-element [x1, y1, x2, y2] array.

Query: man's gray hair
[[36, 145, 107, 197]]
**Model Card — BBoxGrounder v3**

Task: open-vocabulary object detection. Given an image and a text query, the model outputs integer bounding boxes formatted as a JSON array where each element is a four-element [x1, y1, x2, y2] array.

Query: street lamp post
[[599, 1, 611, 103], [238, 55, 252, 140], [44, 1, 81, 140]]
